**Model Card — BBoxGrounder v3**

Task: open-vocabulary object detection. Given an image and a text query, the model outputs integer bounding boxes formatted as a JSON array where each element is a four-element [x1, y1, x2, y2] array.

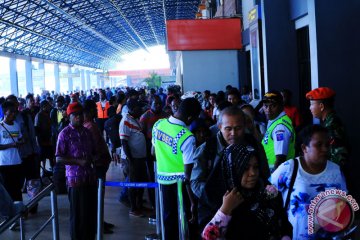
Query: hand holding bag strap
[[0, 122, 17, 144], [284, 158, 298, 211]]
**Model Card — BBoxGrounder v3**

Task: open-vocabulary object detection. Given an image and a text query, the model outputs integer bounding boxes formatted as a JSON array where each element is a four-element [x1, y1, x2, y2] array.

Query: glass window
[[90, 71, 98, 89], [45, 63, 56, 92], [32, 61, 45, 95], [72, 68, 81, 91], [0, 56, 11, 97], [17, 59, 27, 98], [59, 65, 69, 94]]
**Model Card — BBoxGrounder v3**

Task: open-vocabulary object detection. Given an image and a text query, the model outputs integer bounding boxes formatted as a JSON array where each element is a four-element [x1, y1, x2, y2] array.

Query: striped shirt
[[119, 113, 146, 159]]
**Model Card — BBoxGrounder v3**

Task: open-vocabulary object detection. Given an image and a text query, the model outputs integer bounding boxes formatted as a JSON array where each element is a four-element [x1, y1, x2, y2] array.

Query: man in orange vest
[[96, 89, 110, 137]]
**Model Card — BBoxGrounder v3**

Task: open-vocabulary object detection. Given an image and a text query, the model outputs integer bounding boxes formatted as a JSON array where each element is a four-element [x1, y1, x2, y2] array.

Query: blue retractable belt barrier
[[105, 181, 158, 188]]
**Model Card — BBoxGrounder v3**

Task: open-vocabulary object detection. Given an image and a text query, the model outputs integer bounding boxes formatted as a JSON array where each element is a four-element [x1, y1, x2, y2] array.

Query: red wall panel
[[166, 19, 242, 51]]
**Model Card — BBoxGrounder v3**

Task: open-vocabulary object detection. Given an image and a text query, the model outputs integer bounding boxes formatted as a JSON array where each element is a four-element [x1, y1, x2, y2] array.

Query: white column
[[100, 73, 105, 89], [80, 69, 85, 91], [96, 73, 101, 89], [54, 63, 60, 93], [38, 62, 45, 91], [9, 57, 19, 96], [68, 65, 73, 92], [25, 59, 33, 94], [86, 70, 91, 90]]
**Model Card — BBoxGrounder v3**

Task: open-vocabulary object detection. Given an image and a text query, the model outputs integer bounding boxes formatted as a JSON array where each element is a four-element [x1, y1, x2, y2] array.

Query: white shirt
[[121, 105, 129, 118], [270, 158, 347, 239], [119, 114, 147, 159], [100, 99, 107, 108], [267, 111, 292, 156], [0, 122, 22, 166]]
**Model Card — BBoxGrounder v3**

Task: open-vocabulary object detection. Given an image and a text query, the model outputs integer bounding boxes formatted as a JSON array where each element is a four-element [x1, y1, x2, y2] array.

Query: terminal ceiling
[[0, 0, 200, 70]]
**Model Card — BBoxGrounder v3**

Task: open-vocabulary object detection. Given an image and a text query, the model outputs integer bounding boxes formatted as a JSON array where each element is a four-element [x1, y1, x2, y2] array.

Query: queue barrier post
[[145, 162, 161, 240], [177, 179, 189, 240], [100, 179, 161, 239], [97, 178, 104, 240]]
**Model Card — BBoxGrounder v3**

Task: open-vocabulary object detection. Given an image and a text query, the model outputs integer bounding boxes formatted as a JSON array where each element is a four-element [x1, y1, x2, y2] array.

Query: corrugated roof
[[0, 0, 200, 69]]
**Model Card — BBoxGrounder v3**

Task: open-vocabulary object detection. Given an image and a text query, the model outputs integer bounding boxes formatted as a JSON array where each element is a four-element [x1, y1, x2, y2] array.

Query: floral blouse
[[202, 210, 232, 240]]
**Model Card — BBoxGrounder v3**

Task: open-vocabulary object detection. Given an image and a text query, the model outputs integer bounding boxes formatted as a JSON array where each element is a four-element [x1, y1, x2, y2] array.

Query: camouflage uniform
[[322, 111, 349, 167]]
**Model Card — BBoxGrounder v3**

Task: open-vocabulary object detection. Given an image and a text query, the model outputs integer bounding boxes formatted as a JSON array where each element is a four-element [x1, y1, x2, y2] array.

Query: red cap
[[306, 87, 336, 100], [66, 102, 83, 116]]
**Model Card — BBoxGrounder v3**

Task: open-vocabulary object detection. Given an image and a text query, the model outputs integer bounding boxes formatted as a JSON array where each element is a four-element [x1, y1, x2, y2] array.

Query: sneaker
[[104, 221, 115, 229], [129, 210, 144, 217], [103, 227, 114, 234], [119, 199, 130, 208], [9, 222, 20, 231], [42, 169, 53, 177], [140, 206, 154, 214]]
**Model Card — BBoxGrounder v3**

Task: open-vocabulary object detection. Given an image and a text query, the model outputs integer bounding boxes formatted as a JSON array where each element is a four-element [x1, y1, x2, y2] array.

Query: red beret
[[306, 87, 335, 100], [66, 102, 83, 116]]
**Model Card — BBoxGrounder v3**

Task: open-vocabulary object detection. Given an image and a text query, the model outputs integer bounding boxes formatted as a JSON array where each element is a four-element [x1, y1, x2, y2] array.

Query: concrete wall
[[289, 0, 307, 20], [314, 0, 360, 197], [181, 50, 239, 93], [262, 0, 299, 105]]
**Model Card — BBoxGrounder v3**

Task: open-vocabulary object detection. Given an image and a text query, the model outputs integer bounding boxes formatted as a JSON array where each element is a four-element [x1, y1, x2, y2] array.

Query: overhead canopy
[[0, 0, 200, 69]]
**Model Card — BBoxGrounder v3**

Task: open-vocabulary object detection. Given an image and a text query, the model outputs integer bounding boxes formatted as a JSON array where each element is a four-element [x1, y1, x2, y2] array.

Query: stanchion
[[145, 162, 161, 240], [50, 189, 60, 240], [97, 178, 104, 240], [20, 218, 25, 240], [100, 179, 161, 239], [177, 179, 188, 240]]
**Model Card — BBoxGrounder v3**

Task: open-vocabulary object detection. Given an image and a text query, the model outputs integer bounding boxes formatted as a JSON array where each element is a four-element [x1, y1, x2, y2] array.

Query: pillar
[[80, 69, 85, 91], [25, 59, 33, 94], [9, 57, 18, 96], [68, 65, 73, 92], [54, 63, 60, 94], [38, 62, 45, 92], [86, 70, 91, 90]]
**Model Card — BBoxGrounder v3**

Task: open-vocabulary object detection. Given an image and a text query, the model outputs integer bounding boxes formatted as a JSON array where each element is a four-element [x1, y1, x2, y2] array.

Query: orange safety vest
[[96, 101, 110, 119]]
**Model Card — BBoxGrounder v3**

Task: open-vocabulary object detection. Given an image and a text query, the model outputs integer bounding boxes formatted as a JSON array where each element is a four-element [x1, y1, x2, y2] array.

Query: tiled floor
[[0, 162, 157, 240]]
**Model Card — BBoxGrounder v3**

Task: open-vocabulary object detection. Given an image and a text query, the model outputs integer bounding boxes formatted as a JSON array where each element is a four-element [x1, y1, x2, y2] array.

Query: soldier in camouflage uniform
[[306, 87, 349, 168]]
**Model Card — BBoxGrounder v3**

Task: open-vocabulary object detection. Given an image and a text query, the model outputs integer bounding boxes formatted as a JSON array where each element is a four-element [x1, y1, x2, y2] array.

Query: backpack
[[104, 114, 122, 149]]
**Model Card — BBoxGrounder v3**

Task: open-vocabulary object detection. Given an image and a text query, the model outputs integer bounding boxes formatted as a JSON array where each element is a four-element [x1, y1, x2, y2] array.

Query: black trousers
[[0, 164, 23, 201], [68, 185, 97, 240], [160, 183, 199, 240], [96, 118, 108, 136], [160, 183, 179, 239], [124, 158, 147, 211]]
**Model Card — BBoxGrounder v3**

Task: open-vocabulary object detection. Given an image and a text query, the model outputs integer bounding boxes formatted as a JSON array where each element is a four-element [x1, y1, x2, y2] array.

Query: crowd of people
[[0, 83, 354, 240]]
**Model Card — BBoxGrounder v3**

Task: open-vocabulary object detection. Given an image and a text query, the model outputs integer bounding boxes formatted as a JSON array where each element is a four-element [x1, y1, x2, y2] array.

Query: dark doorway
[[245, 50, 252, 89], [296, 26, 312, 125]]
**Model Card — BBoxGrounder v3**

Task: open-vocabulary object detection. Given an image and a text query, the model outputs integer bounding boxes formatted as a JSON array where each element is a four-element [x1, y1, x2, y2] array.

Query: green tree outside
[[143, 72, 162, 89]]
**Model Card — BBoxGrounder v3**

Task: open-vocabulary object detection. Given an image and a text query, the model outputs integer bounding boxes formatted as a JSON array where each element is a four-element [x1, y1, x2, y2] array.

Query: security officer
[[306, 87, 349, 168], [152, 97, 201, 240], [261, 91, 296, 171], [96, 89, 110, 136]]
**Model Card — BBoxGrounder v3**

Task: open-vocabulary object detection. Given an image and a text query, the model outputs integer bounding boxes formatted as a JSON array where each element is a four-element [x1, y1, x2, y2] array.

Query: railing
[[0, 183, 59, 240]]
